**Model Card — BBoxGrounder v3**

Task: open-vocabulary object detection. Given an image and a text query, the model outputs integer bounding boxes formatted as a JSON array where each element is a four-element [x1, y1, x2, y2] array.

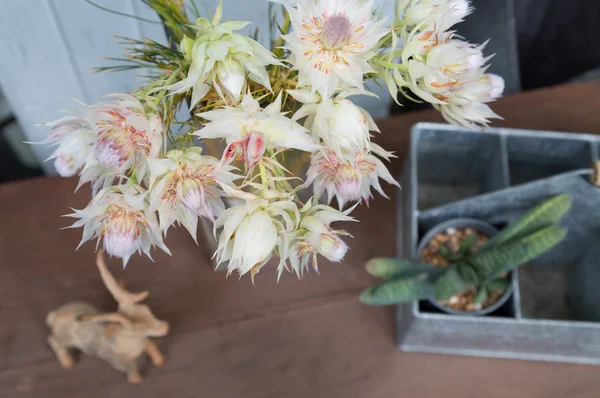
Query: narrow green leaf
[[365, 258, 435, 280], [433, 265, 470, 301], [485, 277, 511, 293], [212, 0, 223, 25], [485, 194, 572, 249], [359, 276, 434, 306], [470, 226, 567, 282], [84, 0, 162, 24], [472, 287, 488, 305]]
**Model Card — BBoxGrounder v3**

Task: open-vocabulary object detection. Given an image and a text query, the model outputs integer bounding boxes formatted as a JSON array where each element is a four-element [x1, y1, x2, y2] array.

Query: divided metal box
[[397, 122, 600, 365]]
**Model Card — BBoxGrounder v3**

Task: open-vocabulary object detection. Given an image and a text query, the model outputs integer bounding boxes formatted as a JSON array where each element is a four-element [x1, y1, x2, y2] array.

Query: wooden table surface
[[2, 81, 600, 397]]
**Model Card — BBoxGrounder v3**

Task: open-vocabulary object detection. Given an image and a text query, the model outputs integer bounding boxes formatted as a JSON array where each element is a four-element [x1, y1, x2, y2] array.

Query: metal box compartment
[[397, 122, 600, 364]]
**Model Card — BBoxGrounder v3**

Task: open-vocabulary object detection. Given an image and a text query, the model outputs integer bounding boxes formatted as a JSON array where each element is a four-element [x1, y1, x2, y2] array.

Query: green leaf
[[485, 195, 572, 249], [365, 258, 435, 280], [439, 246, 452, 260], [359, 276, 434, 306], [457, 264, 480, 286], [470, 226, 567, 282], [458, 233, 477, 255], [433, 265, 470, 301], [472, 287, 488, 305], [212, 0, 223, 25], [485, 277, 511, 293]]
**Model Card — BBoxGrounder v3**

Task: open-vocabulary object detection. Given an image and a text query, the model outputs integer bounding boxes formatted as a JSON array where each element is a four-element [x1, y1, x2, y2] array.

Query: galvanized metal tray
[[397, 122, 600, 365]]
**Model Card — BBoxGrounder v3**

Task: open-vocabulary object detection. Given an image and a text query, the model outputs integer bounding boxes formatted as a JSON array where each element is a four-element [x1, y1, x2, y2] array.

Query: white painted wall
[[0, 0, 393, 174]]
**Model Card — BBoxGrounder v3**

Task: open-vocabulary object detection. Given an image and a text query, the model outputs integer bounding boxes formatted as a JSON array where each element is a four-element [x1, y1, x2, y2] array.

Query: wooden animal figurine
[[46, 251, 169, 384]]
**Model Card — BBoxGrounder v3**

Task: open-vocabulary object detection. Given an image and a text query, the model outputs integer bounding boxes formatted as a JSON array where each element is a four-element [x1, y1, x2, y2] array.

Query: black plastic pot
[[416, 218, 514, 316]]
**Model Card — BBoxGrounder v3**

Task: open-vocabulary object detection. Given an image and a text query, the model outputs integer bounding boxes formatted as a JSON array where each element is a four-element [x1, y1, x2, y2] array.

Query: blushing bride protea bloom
[[400, 22, 505, 128], [194, 92, 318, 167], [148, 147, 239, 239], [36, 116, 94, 177], [289, 89, 378, 160], [438, 73, 505, 127], [39, 94, 163, 191], [287, 201, 355, 276], [165, 3, 281, 107], [305, 143, 399, 209], [276, 0, 388, 97], [65, 185, 170, 265], [405, 0, 472, 32], [212, 185, 301, 280]]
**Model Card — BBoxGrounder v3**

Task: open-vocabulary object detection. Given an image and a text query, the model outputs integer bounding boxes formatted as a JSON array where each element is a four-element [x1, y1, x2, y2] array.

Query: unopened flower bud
[[216, 60, 245, 103], [318, 233, 349, 262], [244, 132, 267, 166], [180, 35, 194, 60]]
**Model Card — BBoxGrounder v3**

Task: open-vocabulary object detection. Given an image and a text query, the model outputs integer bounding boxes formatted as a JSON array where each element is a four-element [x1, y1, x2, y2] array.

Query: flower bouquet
[[38, 0, 504, 281]]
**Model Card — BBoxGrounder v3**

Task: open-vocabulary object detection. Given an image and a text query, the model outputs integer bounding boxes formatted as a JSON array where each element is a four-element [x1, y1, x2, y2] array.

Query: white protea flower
[[305, 143, 399, 209], [165, 3, 281, 108], [147, 147, 239, 239], [404, 0, 472, 32], [406, 39, 487, 104], [65, 185, 170, 265], [194, 92, 319, 167], [400, 24, 504, 128], [437, 73, 504, 127], [37, 95, 162, 190], [276, 0, 388, 97], [36, 116, 94, 177], [289, 89, 378, 160], [287, 201, 355, 276], [213, 185, 300, 280]]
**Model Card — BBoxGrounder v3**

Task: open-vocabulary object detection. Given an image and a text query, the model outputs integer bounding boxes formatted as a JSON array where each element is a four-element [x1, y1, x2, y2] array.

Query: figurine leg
[[125, 362, 143, 385], [47, 335, 74, 369], [107, 357, 143, 384], [145, 340, 165, 367]]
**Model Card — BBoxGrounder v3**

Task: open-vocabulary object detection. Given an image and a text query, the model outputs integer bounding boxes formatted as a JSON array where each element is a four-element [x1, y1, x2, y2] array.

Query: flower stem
[[273, 11, 291, 58], [259, 160, 269, 187], [372, 57, 407, 71]]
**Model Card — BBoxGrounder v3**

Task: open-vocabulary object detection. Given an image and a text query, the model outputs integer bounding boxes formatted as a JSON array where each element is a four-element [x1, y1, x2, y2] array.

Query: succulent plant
[[360, 194, 572, 306]]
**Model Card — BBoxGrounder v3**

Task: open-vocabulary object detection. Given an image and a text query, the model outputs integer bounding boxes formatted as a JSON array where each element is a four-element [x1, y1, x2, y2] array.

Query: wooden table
[[2, 81, 600, 397]]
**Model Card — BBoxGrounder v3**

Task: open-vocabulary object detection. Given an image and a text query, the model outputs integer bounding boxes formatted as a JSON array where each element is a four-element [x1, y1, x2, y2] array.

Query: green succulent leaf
[[472, 287, 489, 305], [458, 233, 477, 254], [457, 264, 480, 286], [439, 246, 452, 260], [470, 226, 567, 282], [365, 258, 435, 280], [485, 194, 572, 249], [359, 276, 434, 306], [433, 265, 470, 301], [486, 277, 511, 293]]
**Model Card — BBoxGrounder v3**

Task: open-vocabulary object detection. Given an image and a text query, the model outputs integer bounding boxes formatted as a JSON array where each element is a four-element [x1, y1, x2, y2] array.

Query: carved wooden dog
[[47, 252, 169, 384]]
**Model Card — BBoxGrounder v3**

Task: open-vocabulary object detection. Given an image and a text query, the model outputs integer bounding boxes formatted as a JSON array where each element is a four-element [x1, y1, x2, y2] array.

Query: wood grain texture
[[1, 82, 600, 396]]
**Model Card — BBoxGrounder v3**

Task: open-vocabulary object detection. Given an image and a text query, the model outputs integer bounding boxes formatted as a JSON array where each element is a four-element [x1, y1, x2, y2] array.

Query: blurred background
[[1, 0, 599, 183]]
